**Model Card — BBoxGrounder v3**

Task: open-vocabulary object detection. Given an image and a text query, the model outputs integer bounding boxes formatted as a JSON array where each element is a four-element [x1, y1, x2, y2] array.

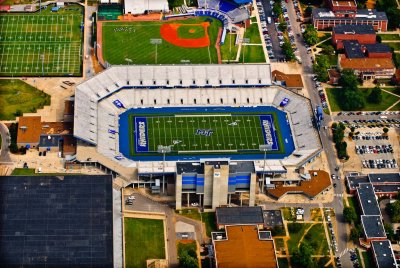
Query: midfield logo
[[195, 129, 213, 137]]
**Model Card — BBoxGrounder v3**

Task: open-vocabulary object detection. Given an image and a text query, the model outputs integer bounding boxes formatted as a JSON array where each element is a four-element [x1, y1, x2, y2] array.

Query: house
[[312, 0, 388, 31], [215, 207, 264, 229], [271, 70, 304, 91], [328, 69, 341, 85], [212, 225, 278, 268], [332, 25, 376, 49]]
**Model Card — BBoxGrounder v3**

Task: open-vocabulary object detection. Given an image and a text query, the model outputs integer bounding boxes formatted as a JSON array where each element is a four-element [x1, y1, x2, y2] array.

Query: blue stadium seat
[[219, 0, 238, 13]]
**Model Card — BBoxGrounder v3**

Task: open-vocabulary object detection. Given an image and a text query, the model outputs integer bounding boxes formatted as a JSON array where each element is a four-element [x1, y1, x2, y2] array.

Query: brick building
[[312, 0, 388, 31], [338, 55, 395, 80], [332, 25, 376, 49]]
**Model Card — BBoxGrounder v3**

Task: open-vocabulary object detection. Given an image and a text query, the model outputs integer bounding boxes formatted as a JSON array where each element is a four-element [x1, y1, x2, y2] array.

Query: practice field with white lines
[[131, 114, 280, 153], [0, 9, 83, 76]]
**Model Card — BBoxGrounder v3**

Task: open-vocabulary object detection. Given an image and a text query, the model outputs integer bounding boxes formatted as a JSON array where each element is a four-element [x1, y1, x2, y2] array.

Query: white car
[[191, 202, 199, 207], [128, 196, 135, 200], [331, 174, 336, 180]]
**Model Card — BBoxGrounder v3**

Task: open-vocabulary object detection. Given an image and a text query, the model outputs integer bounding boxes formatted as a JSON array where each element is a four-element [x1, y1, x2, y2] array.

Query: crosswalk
[[334, 193, 344, 197], [338, 248, 351, 258]]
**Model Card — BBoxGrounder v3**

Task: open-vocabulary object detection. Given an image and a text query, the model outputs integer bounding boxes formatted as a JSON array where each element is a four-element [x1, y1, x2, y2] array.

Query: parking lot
[[354, 132, 397, 170]]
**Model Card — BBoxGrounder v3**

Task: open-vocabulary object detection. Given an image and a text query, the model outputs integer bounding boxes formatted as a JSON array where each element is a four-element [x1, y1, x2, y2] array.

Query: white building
[[124, 0, 169, 15]]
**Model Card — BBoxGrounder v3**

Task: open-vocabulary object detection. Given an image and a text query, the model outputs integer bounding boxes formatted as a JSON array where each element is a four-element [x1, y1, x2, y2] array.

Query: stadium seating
[[219, 0, 238, 13]]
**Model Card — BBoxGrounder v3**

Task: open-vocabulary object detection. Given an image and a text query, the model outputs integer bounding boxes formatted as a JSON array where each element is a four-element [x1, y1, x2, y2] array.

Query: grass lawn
[[378, 34, 400, 40], [177, 209, 216, 236], [239, 45, 266, 63], [347, 196, 361, 223], [287, 223, 312, 254], [0, 5, 83, 76], [385, 42, 400, 51], [250, 16, 257, 23], [302, 224, 329, 255], [0, 79, 50, 120], [316, 54, 337, 67], [317, 33, 331, 43], [362, 250, 374, 268], [278, 258, 289, 268], [325, 87, 400, 112], [281, 207, 295, 221], [310, 208, 322, 221], [389, 101, 400, 111], [11, 168, 35, 175], [102, 17, 221, 64], [244, 23, 262, 44], [220, 33, 239, 61], [124, 218, 165, 268], [382, 87, 400, 94]]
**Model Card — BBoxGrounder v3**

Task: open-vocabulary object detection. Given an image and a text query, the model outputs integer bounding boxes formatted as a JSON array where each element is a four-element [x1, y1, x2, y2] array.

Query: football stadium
[[74, 64, 321, 168]]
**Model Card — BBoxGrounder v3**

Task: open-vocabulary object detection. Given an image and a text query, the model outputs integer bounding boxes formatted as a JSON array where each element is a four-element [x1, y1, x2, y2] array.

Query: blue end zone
[[134, 117, 149, 153], [119, 106, 295, 161], [259, 115, 278, 151]]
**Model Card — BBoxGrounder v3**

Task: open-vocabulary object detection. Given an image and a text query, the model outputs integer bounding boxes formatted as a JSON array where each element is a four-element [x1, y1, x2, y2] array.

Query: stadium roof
[[333, 24, 375, 35], [124, 0, 169, 15], [361, 215, 386, 239], [371, 240, 397, 268], [0, 175, 113, 267], [216, 207, 264, 225], [356, 183, 381, 216], [213, 225, 277, 268]]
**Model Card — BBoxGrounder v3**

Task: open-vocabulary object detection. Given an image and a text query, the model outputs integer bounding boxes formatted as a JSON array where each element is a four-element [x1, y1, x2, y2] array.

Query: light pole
[[157, 145, 171, 195], [125, 58, 132, 65], [242, 38, 250, 64], [150, 39, 162, 64], [259, 144, 272, 193]]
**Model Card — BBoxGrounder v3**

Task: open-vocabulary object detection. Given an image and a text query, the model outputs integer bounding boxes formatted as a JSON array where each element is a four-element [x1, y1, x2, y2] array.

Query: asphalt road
[[0, 122, 12, 164], [285, 1, 351, 266]]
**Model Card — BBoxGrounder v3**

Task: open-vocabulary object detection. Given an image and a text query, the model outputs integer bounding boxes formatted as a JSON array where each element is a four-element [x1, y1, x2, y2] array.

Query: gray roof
[[177, 161, 255, 175], [347, 174, 369, 190], [369, 173, 400, 184], [361, 215, 386, 238], [229, 161, 255, 173], [313, 8, 388, 21], [343, 40, 365, 59], [333, 24, 375, 35], [357, 183, 381, 216], [365, 43, 392, 54], [177, 162, 204, 175], [216, 207, 264, 225], [371, 240, 397, 268], [374, 185, 400, 194]]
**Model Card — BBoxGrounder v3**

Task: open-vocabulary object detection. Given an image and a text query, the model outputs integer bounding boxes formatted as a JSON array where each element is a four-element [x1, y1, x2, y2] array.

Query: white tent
[[124, 0, 169, 15]]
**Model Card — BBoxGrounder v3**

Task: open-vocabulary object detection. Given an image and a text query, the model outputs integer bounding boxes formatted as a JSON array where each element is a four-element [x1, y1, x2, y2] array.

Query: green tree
[[9, 143, 18, 154], [368, 86, 382, 104], [376, 35, 382, 43], [282, 39, 295, 61], [288, 223, 303, 233], [179, 251, 198, 268], [278, 21, 287, 32], [383, 127, 389, 134], [339, 70, 359, 91], [384, 223, 395, 241], [14, 109, 22, 117], [321, 44, 335, 55], [341, 89, 365, 111], [273, 2, 283, 16], [292, 242, 315, 268], [343, 206, 357, 223], [304, 6, 313, 17], [386, 200, 400, 223], [349, 226, 361, 243], [350, 126, 355, 133], [303, 25, 318, 46]]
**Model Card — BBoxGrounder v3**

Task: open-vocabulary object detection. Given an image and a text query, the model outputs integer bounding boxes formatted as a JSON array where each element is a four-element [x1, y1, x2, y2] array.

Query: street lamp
[[259, 144, 272, 193], [241, 38, 250, 64], [157, 145, 171, 195]]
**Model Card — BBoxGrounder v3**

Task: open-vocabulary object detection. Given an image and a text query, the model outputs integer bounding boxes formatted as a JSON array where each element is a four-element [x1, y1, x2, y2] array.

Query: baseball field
[[0, 5, 83, 76], [100, 17, 222, 64]]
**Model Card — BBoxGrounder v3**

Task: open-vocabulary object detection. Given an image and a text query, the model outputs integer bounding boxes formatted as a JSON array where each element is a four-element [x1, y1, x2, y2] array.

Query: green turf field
[[0, 5, 83, 76], [130, 113, 281, 155], [101, 17, 221, 64], [124, 218, 165, 268]]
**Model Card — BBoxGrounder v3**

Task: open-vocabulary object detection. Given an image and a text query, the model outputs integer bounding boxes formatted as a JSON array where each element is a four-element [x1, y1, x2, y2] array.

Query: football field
[[0, 7, 83, 76], [131, 114, 280, 154], [101, 17, 221, 65]]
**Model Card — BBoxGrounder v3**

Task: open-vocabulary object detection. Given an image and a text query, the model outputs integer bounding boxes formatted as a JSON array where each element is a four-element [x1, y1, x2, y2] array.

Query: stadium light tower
[[150, 39, 162, 64], [158, 145, 171, 195], [259, 144, 272, 193]]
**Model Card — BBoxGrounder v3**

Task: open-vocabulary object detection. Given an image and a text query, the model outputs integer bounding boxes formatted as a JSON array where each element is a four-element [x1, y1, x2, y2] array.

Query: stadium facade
[[74, 65, 323, 209]]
